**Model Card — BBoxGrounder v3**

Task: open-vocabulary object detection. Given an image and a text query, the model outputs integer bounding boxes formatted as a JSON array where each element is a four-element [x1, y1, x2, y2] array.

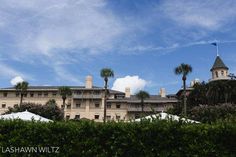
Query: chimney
[[125, 87, 131, 98], [85, 75, 93, 88], [159, 88, 166, 98]]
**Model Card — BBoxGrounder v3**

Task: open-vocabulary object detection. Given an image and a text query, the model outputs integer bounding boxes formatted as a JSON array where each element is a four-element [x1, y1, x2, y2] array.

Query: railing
[[209, 76, 230, 82], [73, 94, 102, 99], [127, 107, 165, 112]]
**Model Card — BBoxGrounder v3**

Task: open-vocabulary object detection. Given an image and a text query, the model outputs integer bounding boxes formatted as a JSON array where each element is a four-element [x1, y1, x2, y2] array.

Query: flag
[[211, 42, 217, 46]]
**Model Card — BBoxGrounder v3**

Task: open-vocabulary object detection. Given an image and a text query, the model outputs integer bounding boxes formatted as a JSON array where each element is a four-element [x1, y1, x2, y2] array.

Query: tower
[[210, 56, 230, 81]]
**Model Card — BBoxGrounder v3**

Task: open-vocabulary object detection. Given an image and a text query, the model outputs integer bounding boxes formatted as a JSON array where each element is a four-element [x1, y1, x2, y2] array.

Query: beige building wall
[[212, 68, 229, 80], [0, 83, 177, 122], [0, 90, 69, 114]]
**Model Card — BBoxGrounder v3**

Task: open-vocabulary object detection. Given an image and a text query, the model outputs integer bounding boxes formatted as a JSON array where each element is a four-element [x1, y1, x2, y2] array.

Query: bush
[[5, 100, 64, 121], [0, 120, 235, 157], [189, 104, 236, 123]]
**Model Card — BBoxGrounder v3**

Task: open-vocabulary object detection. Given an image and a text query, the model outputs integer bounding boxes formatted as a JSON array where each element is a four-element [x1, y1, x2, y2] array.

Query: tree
[[58, 86, 72, 111], [135, 90, 150, 116], [100, 68, 114, 123], [187, 82, 208, 108], [43, 99, 64, 120], [5, 100, 64, 121], [228, 73, 236, 80], [174, 63, 192, 116], [15, 81, 29, 107]]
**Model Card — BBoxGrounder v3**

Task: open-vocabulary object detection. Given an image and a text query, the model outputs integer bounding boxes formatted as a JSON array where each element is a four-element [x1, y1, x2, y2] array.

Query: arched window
[[221, 71, 224, 76], [215, 71, 218, 78]]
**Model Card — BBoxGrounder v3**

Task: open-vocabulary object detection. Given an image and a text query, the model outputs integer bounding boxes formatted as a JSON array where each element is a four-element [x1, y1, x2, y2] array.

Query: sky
[[0, 0, 236, 95]]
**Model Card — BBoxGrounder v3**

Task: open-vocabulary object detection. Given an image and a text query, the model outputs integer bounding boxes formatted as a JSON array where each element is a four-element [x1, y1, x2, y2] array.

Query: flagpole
[[216, 43, 219, 56]]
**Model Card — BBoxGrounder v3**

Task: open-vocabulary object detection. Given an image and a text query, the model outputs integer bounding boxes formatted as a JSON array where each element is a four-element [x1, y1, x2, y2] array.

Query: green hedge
[[0, 120, 235, 157]]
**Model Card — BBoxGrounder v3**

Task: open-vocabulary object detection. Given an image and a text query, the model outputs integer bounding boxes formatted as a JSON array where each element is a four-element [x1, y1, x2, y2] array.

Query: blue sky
[[0, 0, 236, 95]]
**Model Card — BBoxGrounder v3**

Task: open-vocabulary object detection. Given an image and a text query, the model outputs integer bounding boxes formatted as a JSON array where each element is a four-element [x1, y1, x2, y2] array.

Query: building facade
[[0, 76, 178, 122]]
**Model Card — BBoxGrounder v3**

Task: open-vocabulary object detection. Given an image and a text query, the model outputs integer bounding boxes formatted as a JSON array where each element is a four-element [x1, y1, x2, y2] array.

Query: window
[[116, 104, 121, 109], [38, 92, 42, 96], [52, 92, 57, 96], [23, 94, 27, 97], [95, 103, 100, 108], [44, 92, 48, 97], [115, 95, 125, 99], [3, 93, 7, 97], [221, 71, 224, 76], [66, 115, 70, 120], [67, 104, 71, 109], [2, 103, 6, 108], [116, 115, 121, 120], [94, 91, 100, 95], [16, 93, 19, 97], [106, 115, 111, 120], [75, 115, 80, 120], [76, 104, 81, 108], [107, 104, 111, 109], [215, 71, 219, 78], [74, 91, 82, 95], [94, 115, 99, 119], [30, 93, 34, 97]]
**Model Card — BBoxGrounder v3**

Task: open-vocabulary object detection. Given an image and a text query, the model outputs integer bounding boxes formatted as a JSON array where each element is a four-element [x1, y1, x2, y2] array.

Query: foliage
[[187, 82, 208, 107], [0, 120, 235, 157], [189, 104, 236, 123], [100, 68, 114, 123], [174, 63, 192, 116], [58, 86, 72, 101], [135, 90, 150, 116], [15, 81, 29, 106], [188, 80, 236, 106], [100, 68, 114, 81], [174, 63, 193, 79], [5, 100, 63, 121]]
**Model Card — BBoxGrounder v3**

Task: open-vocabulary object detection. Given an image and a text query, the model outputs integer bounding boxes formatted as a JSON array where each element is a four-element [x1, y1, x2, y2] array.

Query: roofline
[[210, 66, 229, 71]]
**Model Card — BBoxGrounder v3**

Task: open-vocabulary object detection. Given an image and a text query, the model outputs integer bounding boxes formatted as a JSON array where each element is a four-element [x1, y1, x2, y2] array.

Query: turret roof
[[211, 56, 228, 71]]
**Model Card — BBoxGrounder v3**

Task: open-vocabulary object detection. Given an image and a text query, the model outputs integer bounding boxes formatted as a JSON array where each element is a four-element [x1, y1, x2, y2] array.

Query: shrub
[[5, 100, 63, 121], [0, 120, 235, 157], [189, 104, 236, 123]]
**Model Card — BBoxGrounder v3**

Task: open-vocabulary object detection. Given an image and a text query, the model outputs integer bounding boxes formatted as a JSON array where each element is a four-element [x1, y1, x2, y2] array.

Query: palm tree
[[135, 90, 150, 116], [100, 68, 114, 123], [174, 63, 192, 116], [15, 81, 29, 107], [58, 86, 72, 110]]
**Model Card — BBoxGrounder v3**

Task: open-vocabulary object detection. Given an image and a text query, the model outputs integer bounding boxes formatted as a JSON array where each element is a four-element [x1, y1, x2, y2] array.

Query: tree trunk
[[20, 93, 23, 107], [141, 99, 144, 116], [183, 77, 187, 117], [104, 78, 108, 123], [62, 98, 66, 120]]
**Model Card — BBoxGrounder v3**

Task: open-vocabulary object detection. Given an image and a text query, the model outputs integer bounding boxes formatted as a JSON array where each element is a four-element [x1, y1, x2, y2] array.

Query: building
[[0, 76, 178, 122], [210, 55, 230, 82], [177, 55, 231, 97]]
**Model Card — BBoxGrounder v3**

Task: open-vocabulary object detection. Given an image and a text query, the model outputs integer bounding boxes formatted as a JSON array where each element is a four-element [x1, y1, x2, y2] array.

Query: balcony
[[127, 106, 165, 112], [73, 94, 102, 99]]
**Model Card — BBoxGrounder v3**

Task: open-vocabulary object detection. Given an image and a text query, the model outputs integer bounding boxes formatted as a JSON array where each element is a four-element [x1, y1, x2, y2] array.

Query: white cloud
[[160, 0, 236, 30], [0, 63, 32, 80], [0, 0, 127, 84], [1, 0, 125, 56], [10, 76, 24, 85], [112, 75, 147, 94]]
